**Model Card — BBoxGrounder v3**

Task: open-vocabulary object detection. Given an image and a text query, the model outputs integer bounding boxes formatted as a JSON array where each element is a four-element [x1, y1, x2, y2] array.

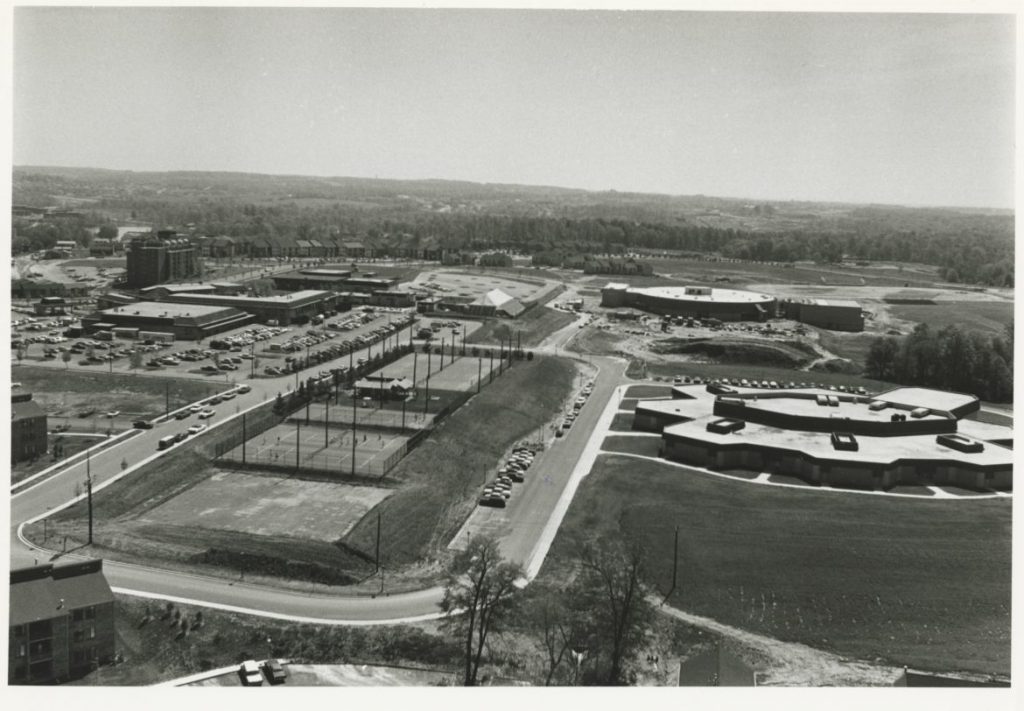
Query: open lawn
[[540, 454, 1011, 676], [888, 302, 1013, 336], [467, 307, 576, 348], [12, 366, 221, 419], [652, 258, 943, 289], [344, 356, 576, 566], [609, 412, 638, 432], [624, 384, 673, 399], [601, 435, 662, 457], [815, 330, 878, 368]]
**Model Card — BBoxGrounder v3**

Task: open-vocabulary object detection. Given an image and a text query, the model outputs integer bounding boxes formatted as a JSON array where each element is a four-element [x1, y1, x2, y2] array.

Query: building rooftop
[[140, 283, 216, 294], [101, 301, 233, 320], [875, 387, 978, 415], [664, 415, 1012, 468], [12, 396, 46, 422], [10, 560, 114, 626], [629, 286, 774, 304], [169, 290, 332, 305]]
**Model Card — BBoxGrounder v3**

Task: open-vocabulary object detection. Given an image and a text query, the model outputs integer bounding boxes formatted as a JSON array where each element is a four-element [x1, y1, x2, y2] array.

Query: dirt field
[[368, 351, 489, 390], [143, 470, 391, 539]]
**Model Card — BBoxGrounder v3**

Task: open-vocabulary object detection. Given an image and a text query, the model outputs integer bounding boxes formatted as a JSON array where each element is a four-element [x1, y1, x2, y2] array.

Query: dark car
[[132, 419, 153, 429], [174, 410, 191, 420], [262, 659, 288, 685]]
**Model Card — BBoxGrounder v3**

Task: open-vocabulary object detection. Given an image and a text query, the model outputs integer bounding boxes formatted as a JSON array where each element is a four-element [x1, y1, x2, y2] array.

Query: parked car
[[187, 423, 207, 435], [198, 409, 215, 420], [239, 660, 263, 686], [132, 419, 153, 429], [262, 659, 288, 685]]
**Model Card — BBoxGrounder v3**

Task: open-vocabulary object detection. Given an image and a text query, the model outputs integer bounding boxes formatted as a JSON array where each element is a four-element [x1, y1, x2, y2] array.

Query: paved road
[[11, 314, 626, 623]]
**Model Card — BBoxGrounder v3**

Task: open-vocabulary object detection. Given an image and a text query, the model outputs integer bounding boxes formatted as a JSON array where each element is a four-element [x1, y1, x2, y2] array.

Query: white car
[[198, 409, 215, 419], [239, 660, 263, 686], [187, 423, 207, 435], [105, 410, 120, 418]]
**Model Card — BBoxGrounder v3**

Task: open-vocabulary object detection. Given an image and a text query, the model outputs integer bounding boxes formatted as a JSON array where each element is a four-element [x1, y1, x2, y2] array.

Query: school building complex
[[633, 384, 1013, 491]]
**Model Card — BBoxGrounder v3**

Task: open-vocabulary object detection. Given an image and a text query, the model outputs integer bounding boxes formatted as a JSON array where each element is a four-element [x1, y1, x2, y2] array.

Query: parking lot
[[12, 305, 424, 382]]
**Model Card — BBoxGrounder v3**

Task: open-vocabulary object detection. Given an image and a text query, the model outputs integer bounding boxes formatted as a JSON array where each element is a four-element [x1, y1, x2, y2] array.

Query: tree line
[[865, 323, 1013, 403]]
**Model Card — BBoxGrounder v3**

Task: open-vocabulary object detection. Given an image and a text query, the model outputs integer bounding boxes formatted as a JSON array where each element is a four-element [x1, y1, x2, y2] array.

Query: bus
[[157, 435, 177, 450]]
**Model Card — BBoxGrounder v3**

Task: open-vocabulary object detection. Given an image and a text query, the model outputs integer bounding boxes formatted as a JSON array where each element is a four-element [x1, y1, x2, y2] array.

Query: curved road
[[11, 311, 625, 624]]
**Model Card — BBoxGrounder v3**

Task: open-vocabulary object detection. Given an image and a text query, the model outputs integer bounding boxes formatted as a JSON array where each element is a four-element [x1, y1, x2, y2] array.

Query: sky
[[12, 7, 1016, 208]]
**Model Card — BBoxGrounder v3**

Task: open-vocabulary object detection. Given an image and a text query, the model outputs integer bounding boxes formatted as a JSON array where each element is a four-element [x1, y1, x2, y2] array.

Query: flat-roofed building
[[636, 384, 1012, 491], [9, 560, 116, 685], [601, 283, 776, 321], [163, 290, 338, 326], [81, 301, 253, 341], [783, 298, 864, 332]]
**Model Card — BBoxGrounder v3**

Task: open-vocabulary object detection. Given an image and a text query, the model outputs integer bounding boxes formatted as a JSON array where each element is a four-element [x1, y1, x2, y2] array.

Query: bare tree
[[441, 535, 523, 686], [577, 536, 654, 685]]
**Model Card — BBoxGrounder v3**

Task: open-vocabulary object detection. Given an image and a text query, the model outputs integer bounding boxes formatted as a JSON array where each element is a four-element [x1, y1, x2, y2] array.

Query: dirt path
[[653, 597, 902, 686]]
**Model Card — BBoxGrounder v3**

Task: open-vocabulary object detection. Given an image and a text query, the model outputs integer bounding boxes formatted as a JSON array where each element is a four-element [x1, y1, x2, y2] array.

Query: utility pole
[[423, 370, 431, 415], [86, 448, 93, 545], [242, 413, 247, 464], [427, 347, 432, 379], [489, 349, 494, 383], [440, 337, 446, 371], [401, 396, 407, 431], [412, 351, 418, 386], [477, 356, 482, 393], [375, 511, 381, 572], [324, 399, 330, 448], [295, 419, 300, 471], [351, 393, 357, 477]]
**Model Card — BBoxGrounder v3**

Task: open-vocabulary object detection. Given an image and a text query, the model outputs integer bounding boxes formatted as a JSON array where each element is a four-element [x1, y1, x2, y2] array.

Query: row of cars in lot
[[262, 312, 416, 378], [670, 374, 869, 395], [555, 379, 595, 437], [479, 446, 537, 508]]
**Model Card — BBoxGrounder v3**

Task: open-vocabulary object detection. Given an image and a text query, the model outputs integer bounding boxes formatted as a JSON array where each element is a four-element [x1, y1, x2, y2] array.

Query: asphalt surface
[[10, 308, 627, 623]]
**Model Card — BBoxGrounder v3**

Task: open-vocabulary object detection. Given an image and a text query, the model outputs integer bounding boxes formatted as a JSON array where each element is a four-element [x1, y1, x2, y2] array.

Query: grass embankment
[[540, 454, 1011, 676], [609, 412, 637, 432], [650, 337, 818, 369], [345, 356, 576, 566], [13, 366, 221, 419], [815, 331, 877, 369], [623, 384, 673, 399], [566, 327, 626, 357], [70, 597, 460, 686], [467, 307, 576, 348], [888, 302, 1013, 336]]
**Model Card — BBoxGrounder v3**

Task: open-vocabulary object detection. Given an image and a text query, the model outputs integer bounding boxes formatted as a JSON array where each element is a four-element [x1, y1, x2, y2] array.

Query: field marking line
[[522, 381, 627, 581], [602, 452, 1011, 501]]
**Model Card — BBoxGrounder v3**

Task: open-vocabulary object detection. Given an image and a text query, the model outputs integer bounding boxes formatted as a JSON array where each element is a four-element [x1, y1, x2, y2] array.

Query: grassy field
[[467, 307, 576, 348], [12, 367, 221, 419], [650, 337, 817, 368], [566, 327, 626, 357], [608, 412, 637, 432], [623, 384, 673, 399], [651, 258, 943, 289], [344, 356, 576, 567], [600, 435, 662, 457], [888, 302, 1013, 336], [541, 454, 1011, 676]]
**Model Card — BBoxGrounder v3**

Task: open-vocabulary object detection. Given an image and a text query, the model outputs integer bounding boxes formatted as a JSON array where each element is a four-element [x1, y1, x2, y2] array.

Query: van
[[158, 435, 177, 450]]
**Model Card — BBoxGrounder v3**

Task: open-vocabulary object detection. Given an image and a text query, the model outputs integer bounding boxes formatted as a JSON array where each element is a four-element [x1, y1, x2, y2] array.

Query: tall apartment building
[[126, 230, 201, 288]]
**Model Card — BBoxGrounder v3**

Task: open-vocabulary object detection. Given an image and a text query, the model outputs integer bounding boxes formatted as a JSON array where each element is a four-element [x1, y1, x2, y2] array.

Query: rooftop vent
[[936, 433, 984, 453], [706, 418, 745, 434], [868, 400, 888, 411], [831, 432, 858, 451], [911, 407, 931, 418]]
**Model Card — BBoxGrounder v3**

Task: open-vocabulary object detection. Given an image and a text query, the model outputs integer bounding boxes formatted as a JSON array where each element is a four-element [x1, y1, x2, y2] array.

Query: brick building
[[11, 391, 48, 464], [125, 231, 201, 288], [9, 559, 116, 684]]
